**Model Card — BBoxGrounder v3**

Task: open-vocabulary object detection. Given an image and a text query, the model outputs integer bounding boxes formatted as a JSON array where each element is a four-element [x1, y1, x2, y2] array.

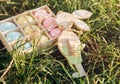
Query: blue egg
[[14, 42, 31, 50], [23, 42, 31, 50], [0, 22, 17, 32], [6, 31, 23, 42]]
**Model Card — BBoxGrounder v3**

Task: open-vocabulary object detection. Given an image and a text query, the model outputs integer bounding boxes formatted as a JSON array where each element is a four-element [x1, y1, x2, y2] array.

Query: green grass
[[0, 0, 120, 84]]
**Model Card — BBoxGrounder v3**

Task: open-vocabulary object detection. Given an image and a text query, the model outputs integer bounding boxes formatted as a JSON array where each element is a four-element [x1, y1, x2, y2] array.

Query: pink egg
[[47, 25, 57, 32], [50, 28, 62, 38], [34, 9, 49, 19], [43, 17, 57, 30]]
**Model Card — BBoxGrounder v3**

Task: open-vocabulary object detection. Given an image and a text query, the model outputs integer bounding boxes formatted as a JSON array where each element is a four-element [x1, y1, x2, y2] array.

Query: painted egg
[[32, 35, 49, 48], [30, 33, 48, 46], [43, 17, 57, 30], [14, 42, 31, 50], [47, 24, 57, 32], [25, 15, 34, 23], [0, 22, 17, 32], [17, 16, 27, 25], [23, 42, 32, 50], [49, 28, 62, 38], [33, 35, 49, 49], [31, 35, 41, 46], [29, 32, 41, 45], [31, 25, 40, 31], [24, 25, 40, 34], [6, 31, 23, 42], [24, 25, 33, 34], [34, 9, 49, 19], [39, 35, 49, 44], [17, 15, 34, 25]]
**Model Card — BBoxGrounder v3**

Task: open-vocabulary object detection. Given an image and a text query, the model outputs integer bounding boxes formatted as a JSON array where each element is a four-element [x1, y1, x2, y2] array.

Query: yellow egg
[[39, 35, 49, 45], [17, 15, 34, 25], [31, 34, 49, 47], [17, 16, 27, 25], [24, 25, 40, 34], [31, 25, 40, 31], [24, 25, 33, 34], [25, 15, 34, 23]]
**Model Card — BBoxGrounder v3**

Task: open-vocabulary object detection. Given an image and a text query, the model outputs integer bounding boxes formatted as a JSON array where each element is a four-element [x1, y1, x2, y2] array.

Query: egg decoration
[[17, 15, 34, 25], [34, 9, 49, 19], [6, 31, 23, 42], [14, 42, 31, 50], [17, 16, 27, 25], [24, 25, 33, 35], [29, 32, 42, 46], [49, 28, 62, 38], [39, 35, 49, 45], [25, 15, 34, 23], [39, 35, 53, 48], [24, 25, 40, 34], [58, 31, 82, 58], [47, 25, 56, 32], [55, 9, 92, 78], [29, 32, 49, 47], [56, 10, 92, 31], [0, 22, 17, 32], [23, 42, 32, 50], [42, 17, 57, 31], [32, 34, 49, 48], [0, 5, 57, 52], [58, 31, 86, 77], [0, 5, 93, 78]]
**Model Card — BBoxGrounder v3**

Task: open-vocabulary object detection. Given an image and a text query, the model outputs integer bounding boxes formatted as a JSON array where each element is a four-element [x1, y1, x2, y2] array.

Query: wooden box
[[0, 5, 59, 54]]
